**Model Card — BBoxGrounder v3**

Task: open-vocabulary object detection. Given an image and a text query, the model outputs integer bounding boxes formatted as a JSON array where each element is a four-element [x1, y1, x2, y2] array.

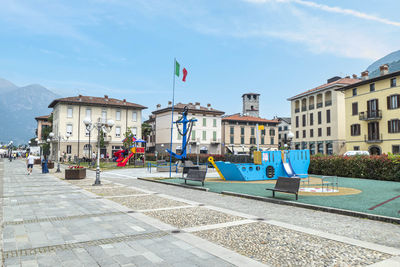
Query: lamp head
[[107, 119, 115, 127], [83, 118, 92, 126], [287, 132, 294, 139], [46, 138, 50, 142], [49, 132, 55, 138], [35, 138, 39, 142], [65, 133, 71, 138]]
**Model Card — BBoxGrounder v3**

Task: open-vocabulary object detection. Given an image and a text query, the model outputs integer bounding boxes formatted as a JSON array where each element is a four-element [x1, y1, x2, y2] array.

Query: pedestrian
[[26, 153, 35, 175], [42, 155, 49, 174]]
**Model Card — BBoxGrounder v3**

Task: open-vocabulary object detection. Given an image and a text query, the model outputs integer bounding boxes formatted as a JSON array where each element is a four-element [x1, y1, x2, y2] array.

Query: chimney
[[78, 94, 82, 101], [156, 104, 161, 110], [195, 102, 200, 110], [379, 64, 389, 76], [104, 95, 108, 101], [352, 74, 357, 79], [168, 101, 172, 107], [361, 70, 369, 81], [123, 99, 126, 105], [207, 103, 211, 110], [345, 75, 350, 78]]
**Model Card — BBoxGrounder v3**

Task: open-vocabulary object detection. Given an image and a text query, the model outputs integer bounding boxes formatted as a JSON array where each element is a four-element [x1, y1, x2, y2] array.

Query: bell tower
[[242, 93, 260, 117]]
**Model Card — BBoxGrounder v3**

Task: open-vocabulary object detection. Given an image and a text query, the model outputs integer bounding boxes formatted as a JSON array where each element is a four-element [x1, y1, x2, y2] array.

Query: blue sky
[[1, 0, 399, 120]]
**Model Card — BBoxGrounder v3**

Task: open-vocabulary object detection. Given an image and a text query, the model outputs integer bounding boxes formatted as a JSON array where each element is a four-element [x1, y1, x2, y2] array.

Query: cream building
[[146, 102, 224, 155], [48, 95, 146, 159], [337, 66, 400, 155], [35, 115, 52, 141], [288, 77, 360, 154]]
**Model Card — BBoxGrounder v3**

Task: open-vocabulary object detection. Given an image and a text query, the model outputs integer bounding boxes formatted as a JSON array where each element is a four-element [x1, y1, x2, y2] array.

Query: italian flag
[[175, 60, 188, 82]]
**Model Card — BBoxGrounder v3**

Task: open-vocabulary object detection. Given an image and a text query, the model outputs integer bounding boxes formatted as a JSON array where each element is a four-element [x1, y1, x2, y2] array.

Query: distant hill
[[0, 78, 60, 145], [367, 50, 400, 78]]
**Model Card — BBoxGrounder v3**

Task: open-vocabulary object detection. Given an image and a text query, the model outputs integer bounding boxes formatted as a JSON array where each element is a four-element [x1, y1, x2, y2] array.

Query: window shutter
[[388, 120, 392, 133], [387, 96, 391, 109], [397, 95, 400, 108]]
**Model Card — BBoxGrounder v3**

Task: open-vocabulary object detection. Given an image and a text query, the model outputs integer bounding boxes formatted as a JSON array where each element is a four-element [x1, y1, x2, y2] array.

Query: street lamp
[[287, 131, 294, 150], [49, 132, 71, 173], [83, 118, 114, 186], [83, 118, 93, 165], [196, 141, 200, 165]]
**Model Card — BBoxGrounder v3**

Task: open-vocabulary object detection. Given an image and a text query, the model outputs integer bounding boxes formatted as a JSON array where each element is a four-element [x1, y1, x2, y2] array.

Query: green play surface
[[160, 176, 400, 219]]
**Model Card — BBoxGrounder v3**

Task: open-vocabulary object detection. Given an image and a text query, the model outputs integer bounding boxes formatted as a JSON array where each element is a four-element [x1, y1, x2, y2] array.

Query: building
[[336, 65, 400, 155], [221, 114, 279, 154], [35, 115, 52, 141], [276, 117, 291, 149], [288, 76, 360, 155], [147, 102, 225, 155], [242, 93, 260, 117], [48, 95, 146, 159]]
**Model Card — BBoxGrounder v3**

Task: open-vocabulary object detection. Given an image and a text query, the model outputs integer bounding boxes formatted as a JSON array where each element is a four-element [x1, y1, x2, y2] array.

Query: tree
[[142, 122, 152, 142], [123, 129, 134, 149]]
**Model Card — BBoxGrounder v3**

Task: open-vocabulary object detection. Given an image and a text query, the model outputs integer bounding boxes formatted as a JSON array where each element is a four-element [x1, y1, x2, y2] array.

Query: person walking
[[26, 153, 35, 175], [42, 155, 49, 174]]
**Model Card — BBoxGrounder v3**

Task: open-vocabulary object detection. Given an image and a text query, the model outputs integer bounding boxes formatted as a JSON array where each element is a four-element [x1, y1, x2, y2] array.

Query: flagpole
[[169, 58, 176, 178]]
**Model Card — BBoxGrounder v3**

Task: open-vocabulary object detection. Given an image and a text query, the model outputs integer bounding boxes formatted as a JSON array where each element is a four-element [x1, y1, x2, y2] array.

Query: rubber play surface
[[159, 176, 400, 219]]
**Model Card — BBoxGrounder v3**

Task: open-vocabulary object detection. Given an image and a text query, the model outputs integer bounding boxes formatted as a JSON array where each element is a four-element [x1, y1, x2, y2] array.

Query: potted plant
[[65, 165, 86, 179]]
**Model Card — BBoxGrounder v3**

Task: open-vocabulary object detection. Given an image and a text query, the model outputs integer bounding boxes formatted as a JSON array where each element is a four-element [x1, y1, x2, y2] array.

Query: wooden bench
[[266, 177, 301, 200], [183, 169, 207, 186]]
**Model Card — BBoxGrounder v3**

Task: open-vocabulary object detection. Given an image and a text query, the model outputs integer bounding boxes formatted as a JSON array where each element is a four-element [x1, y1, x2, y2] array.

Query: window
[[370, 83, 375, 92], [388, 119, 400, 133], [318, 111, 322, 124], [230, 136, 234, 144], [102, 109, 107, 123], [67, 145, 72, 154], [67, 107, 73, 118], [116, 110, 121, 121], [250, 137, 256, 144], [278, 127, 282, 131], [192, 130, 196, 140], [327, 127, 331, 136], [85, 108, 91, 119], [261, 137, 264, 144], [310, 113, 314, 126], [213, 119, 217, 127], [270, 137, 274, 145], [130, 127, 137, 135], [261, 129, 266, 135], [296, 116, 299, 128], [213, 131, 217, 141], [230, 127, 234, 134], [393, 145, 400, 154], [351, 124, 361, 136], [326, 143, 333, 155], [302, 114, 306, 127], [66, 124, 73, 135], [203, 118, 207, 126], [284, 126, 288, 131], [240, 137, 244, 144], [391, 78, 397, 87], [251, 127, 255, 136], [302, 130, 306, 138], [115, 126, 121, 137], [279, 134, 281, 139], [352, 88, 357, 96], [202, 130, 206, 140], [318, 128, 322, 137], [132, 111, 137, 122], [310, 129, 314, 137], [387, 95, 400, 109], [269, 129, 275, 136], [352, 102, 358, 116], [241, 127, 244, 135], [326, 110, 331, 123], [317, 143, 323, 154], [296, 131, 299, 138], [354, 146, 360, 151]]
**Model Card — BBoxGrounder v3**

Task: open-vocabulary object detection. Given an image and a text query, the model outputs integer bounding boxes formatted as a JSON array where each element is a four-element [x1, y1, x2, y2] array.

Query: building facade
[[147, 102, 224, 155], [35, 115, 52, 141], [288, 77, 360, 155], [337, 66, 400, 155], [221, 114, 279, 154], [48, 95, 146, 159], [276, 117, 291, 149], [242, 93, 260, 117]]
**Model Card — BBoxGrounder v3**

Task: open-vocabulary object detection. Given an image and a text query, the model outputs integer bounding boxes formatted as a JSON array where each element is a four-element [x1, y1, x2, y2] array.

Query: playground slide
[[282, 162, 296, 177], [117, 153, 134, 167]]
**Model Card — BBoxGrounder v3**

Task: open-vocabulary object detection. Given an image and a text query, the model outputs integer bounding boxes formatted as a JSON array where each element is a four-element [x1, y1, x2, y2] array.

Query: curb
[[221, 191, 400, 225], [137, 178, 209, 192]]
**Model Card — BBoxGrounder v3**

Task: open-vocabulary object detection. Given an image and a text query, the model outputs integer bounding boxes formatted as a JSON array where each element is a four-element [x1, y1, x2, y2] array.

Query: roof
[[288, 77, 361, 100], [336, 69, 400, 91], [35, 115, 50, 121], [242, 92, 260, 97], [152, 103, 225, 116], [222, 114, 279, 124], [278, 117, 291, 124], [48, 95, 147, 109]]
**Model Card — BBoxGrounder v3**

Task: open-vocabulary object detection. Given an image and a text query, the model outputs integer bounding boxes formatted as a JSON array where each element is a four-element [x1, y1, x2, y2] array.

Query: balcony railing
[[295, 108, 300, 113], [325, 100, 332, 106], [301, 106, 307, 112], [359, 110, 382, 121], [364, 134, 383, 143], [317, 102, 323, 108], [309, 104, 314, 110]]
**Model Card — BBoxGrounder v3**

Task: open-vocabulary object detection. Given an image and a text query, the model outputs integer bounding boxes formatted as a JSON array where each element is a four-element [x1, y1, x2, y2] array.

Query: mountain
[[367, 50, 400, 78], [0, 78, 60, 145]]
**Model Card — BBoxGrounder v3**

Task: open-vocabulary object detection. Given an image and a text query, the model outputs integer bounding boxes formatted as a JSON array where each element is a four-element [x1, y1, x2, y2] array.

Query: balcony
[[309, 104, 314, 110], [295, 108, 300, 113], [317, 102, 323, 108], [359, 110, 382, 121], [211, 138, 221, 144], [301, 106, 307, 112], [365, 134, 383, 143], [325, 100, 332, 106]]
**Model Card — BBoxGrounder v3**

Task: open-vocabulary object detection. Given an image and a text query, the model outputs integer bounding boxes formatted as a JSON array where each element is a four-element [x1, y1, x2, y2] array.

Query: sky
[[0, 0, 399, 120]]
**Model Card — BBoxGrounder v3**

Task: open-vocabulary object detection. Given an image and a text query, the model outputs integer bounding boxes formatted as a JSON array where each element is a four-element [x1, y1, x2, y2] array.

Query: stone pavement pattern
[[2, 160, 400, 266]]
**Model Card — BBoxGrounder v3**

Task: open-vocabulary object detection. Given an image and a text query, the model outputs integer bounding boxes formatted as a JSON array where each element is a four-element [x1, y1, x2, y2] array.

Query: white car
[[343, 151, 370, 156]]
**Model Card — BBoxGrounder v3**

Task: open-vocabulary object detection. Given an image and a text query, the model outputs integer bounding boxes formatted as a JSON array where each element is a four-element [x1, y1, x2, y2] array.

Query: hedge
[[309, 154, 400, 181]]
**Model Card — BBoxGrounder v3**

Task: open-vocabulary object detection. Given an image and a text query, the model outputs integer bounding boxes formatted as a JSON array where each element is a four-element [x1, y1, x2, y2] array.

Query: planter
[[34, 159, 41, 165], [65, 168, 86, 179], [47, 162, 54, 169]]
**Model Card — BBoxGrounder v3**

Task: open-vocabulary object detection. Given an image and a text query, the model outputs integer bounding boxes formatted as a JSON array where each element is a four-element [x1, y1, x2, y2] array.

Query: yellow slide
[[208, 156, 226, 180]]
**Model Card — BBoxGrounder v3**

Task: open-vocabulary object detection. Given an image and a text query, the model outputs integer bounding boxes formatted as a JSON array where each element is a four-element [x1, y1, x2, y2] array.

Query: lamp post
[[83, 118, 114, 186], [85, 122, 92, 164], [287, 131, 294, 150], [196, 141, 200, 165], [49, 132, 71, 173]]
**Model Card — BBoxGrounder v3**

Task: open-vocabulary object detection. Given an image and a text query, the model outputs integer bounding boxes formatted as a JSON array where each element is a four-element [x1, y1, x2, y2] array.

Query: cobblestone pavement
[[3, 161, 400, 266]]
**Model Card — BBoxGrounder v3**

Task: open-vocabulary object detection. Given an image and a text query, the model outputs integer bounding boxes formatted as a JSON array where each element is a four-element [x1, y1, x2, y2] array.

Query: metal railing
[[364, 133, 383, 143], [325, 100, 332, 106], [359, 110, 382, 121], [317, 102, 323, 108], [309, 104, 314, 110]]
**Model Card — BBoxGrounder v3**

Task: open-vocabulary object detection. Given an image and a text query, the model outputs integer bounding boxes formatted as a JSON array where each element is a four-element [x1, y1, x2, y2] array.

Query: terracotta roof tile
[[222, 114, 279, 124], [48, 95, 147, 109], [35, 115, 50, 121], [152, 102, 224, 115]]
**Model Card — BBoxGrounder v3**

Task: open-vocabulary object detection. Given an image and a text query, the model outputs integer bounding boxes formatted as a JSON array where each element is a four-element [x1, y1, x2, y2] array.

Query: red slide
[[117, 153, 134, 167]]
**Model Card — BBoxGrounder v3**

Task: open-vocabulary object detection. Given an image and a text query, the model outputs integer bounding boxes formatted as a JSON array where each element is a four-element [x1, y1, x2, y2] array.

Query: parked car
[[343, 151, 370, 156]]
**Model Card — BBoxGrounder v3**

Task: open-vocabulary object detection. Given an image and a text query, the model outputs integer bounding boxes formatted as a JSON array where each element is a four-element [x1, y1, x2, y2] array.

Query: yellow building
[[337, 65, 400, 155]]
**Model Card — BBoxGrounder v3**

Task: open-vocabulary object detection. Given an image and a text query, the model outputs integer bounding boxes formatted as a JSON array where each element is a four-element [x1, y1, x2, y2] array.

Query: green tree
[[142, 122, 152, 142], [123, 129, 134, 149]]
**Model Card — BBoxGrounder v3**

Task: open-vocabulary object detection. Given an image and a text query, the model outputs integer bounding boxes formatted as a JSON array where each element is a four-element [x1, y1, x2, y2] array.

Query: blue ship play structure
[[212, 150, 310, 181]]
